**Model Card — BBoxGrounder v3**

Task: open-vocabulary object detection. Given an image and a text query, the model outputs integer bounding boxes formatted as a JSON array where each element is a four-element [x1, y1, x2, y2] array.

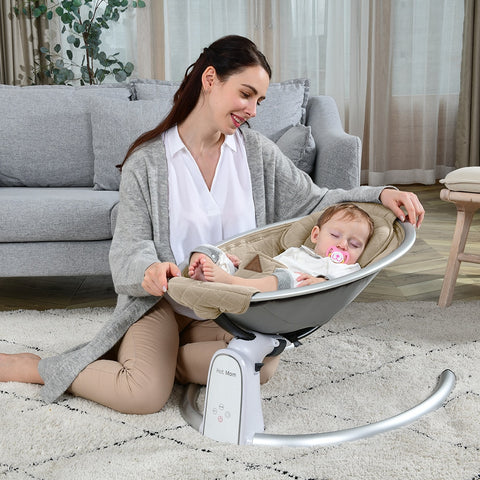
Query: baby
[[188, 203, 374, 292]]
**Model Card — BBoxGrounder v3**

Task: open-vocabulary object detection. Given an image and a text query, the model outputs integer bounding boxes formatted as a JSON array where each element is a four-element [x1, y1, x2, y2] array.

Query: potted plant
[[13, 0, 146, 85]]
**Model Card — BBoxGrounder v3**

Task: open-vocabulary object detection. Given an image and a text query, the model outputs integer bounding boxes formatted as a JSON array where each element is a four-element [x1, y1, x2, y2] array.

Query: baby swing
[[166, 203, 456, 447]]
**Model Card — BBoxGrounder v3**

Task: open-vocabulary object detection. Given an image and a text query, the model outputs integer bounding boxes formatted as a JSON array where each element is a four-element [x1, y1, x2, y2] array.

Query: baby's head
[[310, 204, 374, 265]]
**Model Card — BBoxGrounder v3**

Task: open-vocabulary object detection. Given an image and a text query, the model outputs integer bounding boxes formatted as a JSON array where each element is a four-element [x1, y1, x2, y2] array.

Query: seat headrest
[[280, 203, 405, 267]]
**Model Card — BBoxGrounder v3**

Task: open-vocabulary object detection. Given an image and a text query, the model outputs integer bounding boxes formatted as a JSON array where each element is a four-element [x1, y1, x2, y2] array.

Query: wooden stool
[[438, 174, 480, 307]]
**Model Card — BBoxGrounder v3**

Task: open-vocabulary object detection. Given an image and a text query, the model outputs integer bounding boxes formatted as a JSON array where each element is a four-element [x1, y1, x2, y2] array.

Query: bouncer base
[[181, 369, 456, 447]]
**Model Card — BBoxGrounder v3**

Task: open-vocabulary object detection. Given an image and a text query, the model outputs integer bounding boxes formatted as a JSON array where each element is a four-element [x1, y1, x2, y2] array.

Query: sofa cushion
[[89, 97, 171, 190], [0, 85, 131, 188], [275, 124, 316, 174], [131, 78, 310, 142], [249, 78, 310, 141], [0, 188, 119, 242]]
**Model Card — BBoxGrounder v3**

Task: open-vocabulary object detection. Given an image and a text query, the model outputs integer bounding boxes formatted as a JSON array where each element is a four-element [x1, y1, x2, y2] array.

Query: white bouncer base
[[180, 336, 456, 447]]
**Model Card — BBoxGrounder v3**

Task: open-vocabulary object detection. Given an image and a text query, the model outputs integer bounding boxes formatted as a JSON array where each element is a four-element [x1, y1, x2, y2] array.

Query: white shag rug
[[1, 301, 479, 480]]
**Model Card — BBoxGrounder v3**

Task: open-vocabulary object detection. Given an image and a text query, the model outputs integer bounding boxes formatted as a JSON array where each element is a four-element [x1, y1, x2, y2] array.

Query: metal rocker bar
[[181, 369, 456, 448]]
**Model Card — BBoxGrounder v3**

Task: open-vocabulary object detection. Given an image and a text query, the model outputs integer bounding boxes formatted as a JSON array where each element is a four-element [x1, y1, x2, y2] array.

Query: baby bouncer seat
[[166, 203, 456, 446]]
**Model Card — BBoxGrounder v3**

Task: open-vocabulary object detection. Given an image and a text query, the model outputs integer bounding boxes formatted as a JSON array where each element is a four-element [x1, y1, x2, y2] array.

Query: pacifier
[[326, 246, 350, 264]]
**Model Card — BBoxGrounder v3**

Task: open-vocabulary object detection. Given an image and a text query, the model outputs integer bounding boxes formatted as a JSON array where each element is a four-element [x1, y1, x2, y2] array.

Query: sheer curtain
[[134, 0, 327, 89], [135, 0, 464, 186], [455, 0, 480, 168], [325, 0, 464, 185], [136, 0, 252, 80]]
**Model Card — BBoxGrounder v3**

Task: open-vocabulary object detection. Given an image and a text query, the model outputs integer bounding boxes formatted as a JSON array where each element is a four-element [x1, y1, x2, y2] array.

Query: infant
[[188, 203, 374, 292]]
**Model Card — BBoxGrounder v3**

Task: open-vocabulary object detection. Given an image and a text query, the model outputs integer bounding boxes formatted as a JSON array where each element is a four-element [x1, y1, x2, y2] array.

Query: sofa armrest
[[306, 96, 361, 190]]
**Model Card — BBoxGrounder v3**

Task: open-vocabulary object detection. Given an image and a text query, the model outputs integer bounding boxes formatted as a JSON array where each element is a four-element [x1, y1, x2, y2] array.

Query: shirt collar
[[223, 132, 237, 152], [168, 125, 186, 156], [300, 245, 323, 258], [168, 125, 238, 156]]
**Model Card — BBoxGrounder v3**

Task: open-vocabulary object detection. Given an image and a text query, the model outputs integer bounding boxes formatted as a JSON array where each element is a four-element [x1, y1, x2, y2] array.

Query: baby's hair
[[317, 204, 375, 241]]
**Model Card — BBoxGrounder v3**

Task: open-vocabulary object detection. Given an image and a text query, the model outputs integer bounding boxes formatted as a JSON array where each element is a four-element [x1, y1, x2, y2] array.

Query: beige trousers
[[69, 301, 280, 414]]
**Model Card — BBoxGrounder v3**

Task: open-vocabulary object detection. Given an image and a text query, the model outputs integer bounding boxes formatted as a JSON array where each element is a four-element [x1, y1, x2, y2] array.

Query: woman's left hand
[[379, 188, 425, 228]]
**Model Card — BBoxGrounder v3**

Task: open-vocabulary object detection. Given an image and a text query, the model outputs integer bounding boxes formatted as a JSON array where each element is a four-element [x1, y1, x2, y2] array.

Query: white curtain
[[135, 0, 252, 80], [132, 0, 464, 186], [325, 0, 464, 185], [99, 7, 137, 71], [134, 0, 327, 89]]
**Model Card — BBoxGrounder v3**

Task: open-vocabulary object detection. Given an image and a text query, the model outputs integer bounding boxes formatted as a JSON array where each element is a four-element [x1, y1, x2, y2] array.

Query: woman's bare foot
[[0, 352, 44, 384], [200, 256, 235, 284]]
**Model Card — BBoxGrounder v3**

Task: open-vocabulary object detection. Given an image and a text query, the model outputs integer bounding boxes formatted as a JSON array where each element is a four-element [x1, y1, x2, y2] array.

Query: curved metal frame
[[181, 370, 456, 447]]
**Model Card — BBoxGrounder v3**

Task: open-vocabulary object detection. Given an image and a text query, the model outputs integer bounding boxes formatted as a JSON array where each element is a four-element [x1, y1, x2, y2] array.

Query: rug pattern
[[1, 301, 479, 480]]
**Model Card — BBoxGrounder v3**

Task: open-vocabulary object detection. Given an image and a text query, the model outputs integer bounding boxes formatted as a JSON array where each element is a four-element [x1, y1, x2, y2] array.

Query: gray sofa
[[0, 79, 361, 278]]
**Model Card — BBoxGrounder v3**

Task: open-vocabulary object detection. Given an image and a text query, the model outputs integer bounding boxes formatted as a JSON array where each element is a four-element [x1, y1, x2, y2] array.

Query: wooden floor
[[0, 183, 479, 311]]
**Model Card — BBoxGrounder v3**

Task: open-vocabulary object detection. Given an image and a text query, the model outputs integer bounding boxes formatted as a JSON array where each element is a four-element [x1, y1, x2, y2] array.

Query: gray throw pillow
[[90, 97, 172, 190], [249, 78, 310, 141], [131, 79, 180, 101], [276, 124, 316, 175], [0, 85, 131, 187]]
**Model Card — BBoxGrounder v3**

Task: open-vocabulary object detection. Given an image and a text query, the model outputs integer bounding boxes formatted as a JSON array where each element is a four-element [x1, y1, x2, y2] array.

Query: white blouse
[[164, 126, 256, 264]]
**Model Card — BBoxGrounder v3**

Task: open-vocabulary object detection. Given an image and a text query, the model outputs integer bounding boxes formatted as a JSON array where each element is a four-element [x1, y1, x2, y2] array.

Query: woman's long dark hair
[[117, 35, 271, 170]]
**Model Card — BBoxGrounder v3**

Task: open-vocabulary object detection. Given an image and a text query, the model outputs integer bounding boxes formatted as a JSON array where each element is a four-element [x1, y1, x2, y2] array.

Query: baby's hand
[[295, 272, 327, 287], [226, 253, 240, 268]]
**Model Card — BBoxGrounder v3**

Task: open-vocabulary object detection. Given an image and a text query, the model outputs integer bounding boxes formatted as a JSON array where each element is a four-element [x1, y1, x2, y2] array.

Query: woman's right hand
[[142, 262, 181, 296]]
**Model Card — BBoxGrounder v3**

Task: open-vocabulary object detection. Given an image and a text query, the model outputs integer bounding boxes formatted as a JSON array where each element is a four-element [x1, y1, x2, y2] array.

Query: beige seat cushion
[[440, 167, 480, 193]]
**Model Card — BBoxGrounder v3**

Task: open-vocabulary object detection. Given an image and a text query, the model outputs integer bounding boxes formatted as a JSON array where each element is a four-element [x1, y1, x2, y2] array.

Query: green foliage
[[13, 0, 146, 85]]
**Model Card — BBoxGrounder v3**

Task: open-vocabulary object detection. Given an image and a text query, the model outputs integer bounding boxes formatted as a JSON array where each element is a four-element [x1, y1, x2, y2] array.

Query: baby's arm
[[295, 273, 327, 287], [226, 252, 240, 268], [199, 256, 278, 292]]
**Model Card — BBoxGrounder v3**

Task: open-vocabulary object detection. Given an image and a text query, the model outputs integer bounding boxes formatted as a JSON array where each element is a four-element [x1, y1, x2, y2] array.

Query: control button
[[217, 416, 223, 423]]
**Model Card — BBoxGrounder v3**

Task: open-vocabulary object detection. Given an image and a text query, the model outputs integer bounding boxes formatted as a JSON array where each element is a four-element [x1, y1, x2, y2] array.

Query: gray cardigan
[[38, 128, 384, 403]]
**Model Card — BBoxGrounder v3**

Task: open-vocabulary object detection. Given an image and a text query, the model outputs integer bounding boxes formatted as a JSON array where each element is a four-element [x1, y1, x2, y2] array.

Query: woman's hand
[[379, 188, 425, 228], [142, 262, 181, 296]]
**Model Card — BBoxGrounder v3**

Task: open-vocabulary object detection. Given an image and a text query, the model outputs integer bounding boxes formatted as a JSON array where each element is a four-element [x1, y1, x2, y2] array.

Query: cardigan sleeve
[[109, 157, 161, 297]]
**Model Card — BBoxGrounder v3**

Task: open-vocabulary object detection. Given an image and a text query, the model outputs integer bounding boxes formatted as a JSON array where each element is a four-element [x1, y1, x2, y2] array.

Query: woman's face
[[206, 65, 270, 135]]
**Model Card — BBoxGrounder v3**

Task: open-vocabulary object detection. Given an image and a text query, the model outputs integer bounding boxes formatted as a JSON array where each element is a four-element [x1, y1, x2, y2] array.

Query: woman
[[0, 35, 424, 414]]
